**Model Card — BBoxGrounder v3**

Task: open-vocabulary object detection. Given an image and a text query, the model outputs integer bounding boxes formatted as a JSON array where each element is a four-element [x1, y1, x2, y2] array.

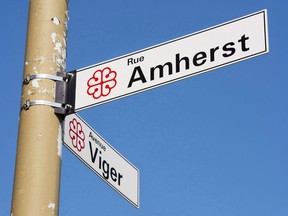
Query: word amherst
[[128, 34, 249, 88]]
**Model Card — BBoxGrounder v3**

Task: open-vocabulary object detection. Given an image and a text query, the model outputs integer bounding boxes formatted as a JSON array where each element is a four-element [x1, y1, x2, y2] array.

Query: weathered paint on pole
[[11, 0, 68, 215]]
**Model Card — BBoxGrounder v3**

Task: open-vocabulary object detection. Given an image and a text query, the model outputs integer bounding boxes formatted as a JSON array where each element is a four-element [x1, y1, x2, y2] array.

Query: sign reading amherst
[[74, 10, 268, 111]]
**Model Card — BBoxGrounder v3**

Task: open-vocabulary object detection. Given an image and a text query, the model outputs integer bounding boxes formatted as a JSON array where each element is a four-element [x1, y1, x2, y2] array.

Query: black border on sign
[[75, 9, 269, 112], [63, 113, 140, 208]]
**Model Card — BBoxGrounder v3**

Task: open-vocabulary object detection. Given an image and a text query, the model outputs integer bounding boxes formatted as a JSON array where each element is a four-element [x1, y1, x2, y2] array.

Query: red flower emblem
[[69, 118, 85, 152], [87, 67, 117, 99]]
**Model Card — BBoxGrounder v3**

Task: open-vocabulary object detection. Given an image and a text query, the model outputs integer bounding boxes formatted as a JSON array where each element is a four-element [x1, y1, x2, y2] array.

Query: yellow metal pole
[[11, 0, 68, 215]]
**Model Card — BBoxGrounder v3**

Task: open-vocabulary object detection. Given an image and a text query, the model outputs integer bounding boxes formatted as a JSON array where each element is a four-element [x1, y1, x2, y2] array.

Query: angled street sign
[[73, 10, 268, 111], [63, 113, 140, 208]]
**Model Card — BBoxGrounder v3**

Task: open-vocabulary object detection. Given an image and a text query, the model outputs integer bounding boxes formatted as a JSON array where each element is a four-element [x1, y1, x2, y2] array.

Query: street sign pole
[[11, 6, 269, 213], [11, 0, 68, 215]]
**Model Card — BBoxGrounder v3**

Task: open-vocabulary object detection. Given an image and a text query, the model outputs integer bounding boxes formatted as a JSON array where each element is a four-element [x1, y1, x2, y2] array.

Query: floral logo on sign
[[87, 67, 117, 99], [69, 118, 85, 152]]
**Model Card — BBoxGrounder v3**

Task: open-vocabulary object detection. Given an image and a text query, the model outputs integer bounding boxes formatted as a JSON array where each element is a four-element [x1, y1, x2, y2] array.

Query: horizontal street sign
[[74, 10, 268, 111], [63, 113, 139, 208]]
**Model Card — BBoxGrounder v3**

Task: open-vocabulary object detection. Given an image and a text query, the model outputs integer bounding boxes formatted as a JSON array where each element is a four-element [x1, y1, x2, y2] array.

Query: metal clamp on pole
[[21, 99, 69, 111], [23, 73, 73, 85], [21, 100, 62, 110]]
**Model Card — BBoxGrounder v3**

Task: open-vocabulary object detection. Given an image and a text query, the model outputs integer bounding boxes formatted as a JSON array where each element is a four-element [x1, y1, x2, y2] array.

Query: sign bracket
[[55, 71, 77, 115], [21, 71, 76, 115]]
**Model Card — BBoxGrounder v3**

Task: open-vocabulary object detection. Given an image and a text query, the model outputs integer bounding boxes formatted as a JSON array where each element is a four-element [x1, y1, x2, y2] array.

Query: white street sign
[[74, 10, 268, 111], [63, 113, 139, 208]]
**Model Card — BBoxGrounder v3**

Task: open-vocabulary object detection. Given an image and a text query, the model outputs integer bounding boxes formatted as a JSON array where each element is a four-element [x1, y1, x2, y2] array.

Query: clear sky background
[[1, 1, 288, 215]]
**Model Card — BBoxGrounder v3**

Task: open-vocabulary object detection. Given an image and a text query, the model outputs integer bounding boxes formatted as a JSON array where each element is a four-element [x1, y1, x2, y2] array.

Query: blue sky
[[1, 1, 288, 215]]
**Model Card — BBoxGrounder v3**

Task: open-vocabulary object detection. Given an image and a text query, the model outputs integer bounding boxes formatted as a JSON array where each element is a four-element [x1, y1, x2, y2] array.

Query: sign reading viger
[[63, 113, 139, 208], [74, 10, 268, 111]]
